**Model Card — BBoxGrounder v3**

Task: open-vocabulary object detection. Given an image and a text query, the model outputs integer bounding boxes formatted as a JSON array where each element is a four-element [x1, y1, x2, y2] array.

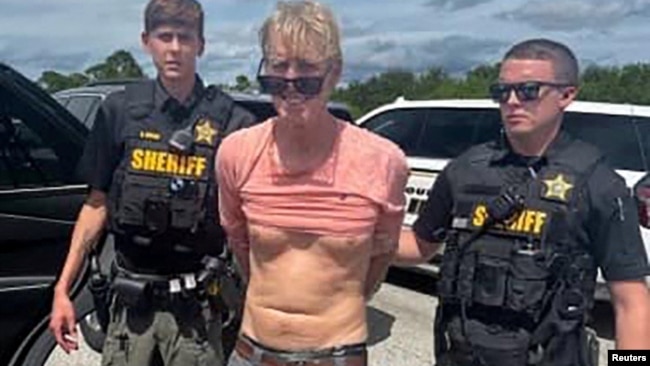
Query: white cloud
[[498, 0, 650, 31]]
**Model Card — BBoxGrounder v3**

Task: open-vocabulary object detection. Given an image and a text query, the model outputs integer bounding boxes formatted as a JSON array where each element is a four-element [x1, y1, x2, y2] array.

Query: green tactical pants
[[101, 295, 224, 366]]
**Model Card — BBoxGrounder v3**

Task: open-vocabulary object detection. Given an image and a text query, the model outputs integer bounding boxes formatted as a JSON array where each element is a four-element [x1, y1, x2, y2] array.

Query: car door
[[0, 62, 88, 366]]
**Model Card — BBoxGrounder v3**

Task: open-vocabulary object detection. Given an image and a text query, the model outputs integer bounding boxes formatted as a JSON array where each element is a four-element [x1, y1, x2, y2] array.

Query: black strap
[[125, 80, 156, 120]]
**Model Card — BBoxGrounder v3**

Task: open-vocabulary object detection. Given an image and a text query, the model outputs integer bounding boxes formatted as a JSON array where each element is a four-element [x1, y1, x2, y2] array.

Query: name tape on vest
[[471, 204, 548, 236], [130, 148, 207, 178]]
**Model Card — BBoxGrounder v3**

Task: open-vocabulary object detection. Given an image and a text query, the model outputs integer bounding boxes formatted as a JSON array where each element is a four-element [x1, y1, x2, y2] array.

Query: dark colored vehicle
[[1, 63, 353, 365], [1, 62, 89, 366]]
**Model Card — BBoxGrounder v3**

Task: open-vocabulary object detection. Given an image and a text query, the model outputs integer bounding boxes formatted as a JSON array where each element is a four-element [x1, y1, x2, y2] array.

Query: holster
[[88, 274, 111, 332], [112, 275, 150, 308], [88, 252, 112, 332]]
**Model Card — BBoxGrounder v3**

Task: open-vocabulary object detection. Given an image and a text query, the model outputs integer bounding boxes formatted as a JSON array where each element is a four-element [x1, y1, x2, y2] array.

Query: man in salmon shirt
[[215, 1, 409, 365]]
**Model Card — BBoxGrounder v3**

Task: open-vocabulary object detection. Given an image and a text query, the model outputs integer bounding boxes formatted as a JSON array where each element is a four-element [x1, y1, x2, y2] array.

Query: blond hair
[[259, 0, 342, 62]]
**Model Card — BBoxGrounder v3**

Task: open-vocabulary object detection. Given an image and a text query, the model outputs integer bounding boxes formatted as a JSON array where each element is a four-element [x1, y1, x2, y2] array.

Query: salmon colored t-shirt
[[216, 119, 409, 255]]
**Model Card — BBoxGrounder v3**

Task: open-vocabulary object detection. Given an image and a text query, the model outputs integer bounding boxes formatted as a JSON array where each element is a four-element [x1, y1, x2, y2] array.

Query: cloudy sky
[[2, 0, 650, 86]]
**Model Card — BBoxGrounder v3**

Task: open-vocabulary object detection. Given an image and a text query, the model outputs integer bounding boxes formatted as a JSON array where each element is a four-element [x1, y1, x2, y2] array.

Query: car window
[[360, 108, 426, 155], [563, 112, 646, 171], [85, 98, 102, 128], [53, 96, 69, 107], [0, 118, 68, 189], [415, 108, 501, 159], [65, 95, 102, 127], [361, 107, 502, 159]]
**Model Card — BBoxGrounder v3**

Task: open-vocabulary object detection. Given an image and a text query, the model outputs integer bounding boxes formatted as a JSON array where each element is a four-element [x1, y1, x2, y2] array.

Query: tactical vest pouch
[[446, 316, 531, 366], [169, 181, 206, 231], [115, 174, 170, 234], [473, 253, 508, 307], [506, 251, 548, 314]]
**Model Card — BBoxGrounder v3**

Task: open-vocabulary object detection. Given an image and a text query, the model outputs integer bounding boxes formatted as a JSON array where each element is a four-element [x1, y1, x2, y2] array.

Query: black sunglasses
[[489, 81, 572, 103], [256, 59, 329, 97]]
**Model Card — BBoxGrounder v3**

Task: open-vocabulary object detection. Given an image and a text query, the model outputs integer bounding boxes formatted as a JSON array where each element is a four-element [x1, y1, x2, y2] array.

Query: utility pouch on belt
[[112, 276, 149, 308], [446, 316, 531, 366]]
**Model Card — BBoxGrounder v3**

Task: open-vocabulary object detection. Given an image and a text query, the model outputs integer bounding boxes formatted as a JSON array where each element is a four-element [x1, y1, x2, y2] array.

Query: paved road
[[46, 269, 616, 366]]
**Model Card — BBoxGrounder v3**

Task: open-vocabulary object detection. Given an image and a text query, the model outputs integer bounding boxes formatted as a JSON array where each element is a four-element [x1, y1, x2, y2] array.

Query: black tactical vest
[[107, 80, 235, 254], [435, 138, 603, 366]]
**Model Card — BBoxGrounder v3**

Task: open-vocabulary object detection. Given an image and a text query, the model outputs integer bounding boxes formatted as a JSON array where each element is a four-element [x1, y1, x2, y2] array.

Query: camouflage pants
[[101, 296, 224, 366]]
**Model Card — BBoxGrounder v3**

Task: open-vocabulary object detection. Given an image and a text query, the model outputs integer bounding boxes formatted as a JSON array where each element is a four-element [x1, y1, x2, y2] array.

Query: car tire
[[79, 310, 106, 353]]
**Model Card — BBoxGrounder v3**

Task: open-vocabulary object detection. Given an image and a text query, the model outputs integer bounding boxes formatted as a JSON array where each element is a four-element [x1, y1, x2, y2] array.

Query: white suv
[[356, 97, 650, 301]]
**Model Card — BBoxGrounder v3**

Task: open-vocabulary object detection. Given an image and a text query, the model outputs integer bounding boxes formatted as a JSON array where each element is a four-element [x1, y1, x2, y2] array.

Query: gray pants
[[101, 296, 224, 366]]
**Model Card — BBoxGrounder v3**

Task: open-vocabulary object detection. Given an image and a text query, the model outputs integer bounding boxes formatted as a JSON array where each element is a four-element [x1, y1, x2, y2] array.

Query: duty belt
[[113, 263, 206, 296]]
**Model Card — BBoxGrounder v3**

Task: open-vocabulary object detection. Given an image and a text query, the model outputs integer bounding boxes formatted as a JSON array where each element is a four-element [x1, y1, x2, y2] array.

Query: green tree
[[37, 71, 89, 93], [85, 49, 145, 82], [37, 49, 145, 93], [234, 74, 251, 92]]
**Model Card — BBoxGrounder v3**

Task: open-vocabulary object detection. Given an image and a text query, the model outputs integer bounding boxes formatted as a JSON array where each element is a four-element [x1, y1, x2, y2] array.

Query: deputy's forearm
[[54, 196, 107, 296], [614, 295, 650, 349], [394, 229, 442, 266]]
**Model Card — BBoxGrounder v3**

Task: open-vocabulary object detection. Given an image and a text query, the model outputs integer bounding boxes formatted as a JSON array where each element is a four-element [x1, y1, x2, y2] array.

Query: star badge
[[542, 174, 574, 202], [194, 119, 217, 145]]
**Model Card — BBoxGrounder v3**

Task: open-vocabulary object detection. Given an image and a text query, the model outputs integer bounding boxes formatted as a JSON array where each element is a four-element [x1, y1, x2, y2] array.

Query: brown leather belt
[[234, 336, 367, 366]]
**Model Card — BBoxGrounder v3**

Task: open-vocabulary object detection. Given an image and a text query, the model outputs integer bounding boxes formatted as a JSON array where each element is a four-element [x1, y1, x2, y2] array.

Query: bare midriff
[[217, 119, 408, 351], [240, 224, 372, 350]]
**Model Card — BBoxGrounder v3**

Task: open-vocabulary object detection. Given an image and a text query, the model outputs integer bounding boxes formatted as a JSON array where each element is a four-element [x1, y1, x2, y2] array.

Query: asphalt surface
[[46, 269, 617, 366]]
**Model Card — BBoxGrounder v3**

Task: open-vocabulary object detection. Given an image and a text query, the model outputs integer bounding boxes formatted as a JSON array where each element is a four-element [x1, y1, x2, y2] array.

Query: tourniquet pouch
[[506, 251, 548, 314], [447, 316, 531, 366], [116, 174, 170, 233]]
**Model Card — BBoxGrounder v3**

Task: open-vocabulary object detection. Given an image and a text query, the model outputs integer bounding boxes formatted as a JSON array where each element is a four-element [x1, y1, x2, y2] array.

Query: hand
[[49, 292, 78, 353]]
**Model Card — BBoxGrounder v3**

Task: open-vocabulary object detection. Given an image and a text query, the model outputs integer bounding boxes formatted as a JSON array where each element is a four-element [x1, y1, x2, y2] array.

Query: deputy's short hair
[[144, 0, 204, 40], [503, 38, 579, 85]]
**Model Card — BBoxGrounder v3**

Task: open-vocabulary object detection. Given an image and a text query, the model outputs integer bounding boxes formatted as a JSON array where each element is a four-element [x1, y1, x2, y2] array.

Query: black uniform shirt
[[413, 131, 650, 282], [78, 76, 256, 192], [77, 76, 257, 272]]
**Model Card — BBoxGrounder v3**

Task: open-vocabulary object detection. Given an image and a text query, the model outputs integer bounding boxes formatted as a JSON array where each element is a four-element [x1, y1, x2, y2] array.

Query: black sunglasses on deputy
[[489, 81, 572, 103], [256, 59, 328, 97]]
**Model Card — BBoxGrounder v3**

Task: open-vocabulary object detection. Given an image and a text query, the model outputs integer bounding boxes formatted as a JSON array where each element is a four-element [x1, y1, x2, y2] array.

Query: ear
[[197, 37, 205, 57], [141, 31, 151, 54], [558, 85, 578, 110]]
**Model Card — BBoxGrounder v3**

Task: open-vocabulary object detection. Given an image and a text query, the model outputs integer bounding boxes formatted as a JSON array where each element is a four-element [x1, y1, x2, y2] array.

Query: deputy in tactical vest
[[396, 38, 650, 366], [49, 1, 256, 365]]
